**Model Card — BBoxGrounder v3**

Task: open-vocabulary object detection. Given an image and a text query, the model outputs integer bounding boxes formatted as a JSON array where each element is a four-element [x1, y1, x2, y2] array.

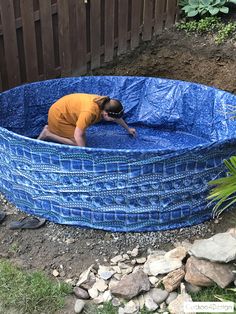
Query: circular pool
[[0, 76, 236, 231]]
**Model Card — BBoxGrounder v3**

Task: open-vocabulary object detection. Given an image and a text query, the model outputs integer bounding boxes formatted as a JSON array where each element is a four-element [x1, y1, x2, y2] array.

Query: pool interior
[[86, 123, 210, 150]]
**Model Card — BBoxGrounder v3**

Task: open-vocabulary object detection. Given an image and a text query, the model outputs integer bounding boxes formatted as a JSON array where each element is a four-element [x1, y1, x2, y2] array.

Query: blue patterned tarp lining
[[0, 76, 236, 231]]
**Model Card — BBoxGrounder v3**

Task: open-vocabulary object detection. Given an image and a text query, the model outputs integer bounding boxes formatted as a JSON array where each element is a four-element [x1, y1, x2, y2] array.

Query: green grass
[[0, 259, 72, 314], [190, 285, 236, 314]]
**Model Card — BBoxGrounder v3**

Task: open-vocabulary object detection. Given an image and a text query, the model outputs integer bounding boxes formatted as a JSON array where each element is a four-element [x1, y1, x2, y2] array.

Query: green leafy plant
[[177, 16, 221, 32], [208, 156, 236, 217], [181, 0, 236, 17], [215, 21, 236, 43], [176, 17, 236, 44]]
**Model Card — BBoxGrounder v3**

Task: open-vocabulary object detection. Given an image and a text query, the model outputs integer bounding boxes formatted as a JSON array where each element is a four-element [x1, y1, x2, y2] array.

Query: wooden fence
[[0, 0, 178, 92]]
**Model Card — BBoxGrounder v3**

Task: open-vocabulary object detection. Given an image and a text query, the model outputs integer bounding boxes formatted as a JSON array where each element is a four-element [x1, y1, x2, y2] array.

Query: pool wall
[[1, 76, 236, 231]]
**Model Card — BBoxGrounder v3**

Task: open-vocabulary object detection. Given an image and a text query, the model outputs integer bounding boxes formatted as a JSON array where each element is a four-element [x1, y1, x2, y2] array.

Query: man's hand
[[128, 128, 137, 137]]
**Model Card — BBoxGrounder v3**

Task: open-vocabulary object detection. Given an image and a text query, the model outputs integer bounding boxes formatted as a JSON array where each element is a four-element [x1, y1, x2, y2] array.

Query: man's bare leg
[[37, 125, 76, 145]]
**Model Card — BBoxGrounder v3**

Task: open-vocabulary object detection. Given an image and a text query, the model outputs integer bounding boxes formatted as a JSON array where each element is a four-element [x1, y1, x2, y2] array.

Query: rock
[[166, 292, 178, 305], [162, 267, 185, 292], [149, 288, 169, 304], [76, 265, 94, 287], [93, 279, 108, 292], [52, 269, 59, 277], [109, 278, 119, 289], [189, 232, 236, 263], [73, 286, 90, 299], [80, 275, 96, 290], [102, 290, 112, 302], [165, 247, 187, 261], [88, 286, 99, 299], [133, 294, 145, 310], [93, 294, 104, 305], [185, 282, 202, 294], [74, 299, 85, 313], [149, 276, 158, 285], [168, 283, 195, 314], [118, 307, 125, 314], [111, 255, 124, 264], [113, 266, 122, 274], [98, 265, 115, 280], [145, 296, 159, 311], [111, 270, 150, 300], [114, 273, 122, 280], [123, 300, 139, 313], [93, 290, 112, 304], [144, 254, 182, 276], [227, 228, 236, 237], [130, 247, 139, 257], [123, 254, 130, 261], [121, 266, 133, 275], [112, 297, 121, 307], [136, 257, 146, 264], [185, 257, 214, 287], [118, 262, 132, 269], [190, 257, 235, 288]]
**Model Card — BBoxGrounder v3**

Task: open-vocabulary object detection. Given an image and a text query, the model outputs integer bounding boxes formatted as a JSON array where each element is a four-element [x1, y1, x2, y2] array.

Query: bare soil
[[1, 28, 236, 285]]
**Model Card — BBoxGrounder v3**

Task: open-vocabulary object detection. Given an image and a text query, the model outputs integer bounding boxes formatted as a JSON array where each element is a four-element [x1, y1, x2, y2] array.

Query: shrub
[[208, 156, 236, 217], [180, 0, 236, 17]]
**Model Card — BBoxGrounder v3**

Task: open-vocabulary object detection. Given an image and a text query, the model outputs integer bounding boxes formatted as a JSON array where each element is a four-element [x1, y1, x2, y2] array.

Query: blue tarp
[[0, 76, 236, 231]]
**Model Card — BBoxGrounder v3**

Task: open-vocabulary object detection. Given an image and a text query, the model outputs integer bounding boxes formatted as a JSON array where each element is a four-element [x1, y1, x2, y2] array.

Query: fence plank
[[76, 0, 87, 74], [0, 0, 21, 87], [131, 0, 142, 50], [90, 0, 101, 69], [57, 0, 71, 76], [154, 0, 166, 34], [143, 0, 153, 41], [166, 0, 177, 28], [118, 0, 128, 55], [21, 0, 38, 82], [39, 0, 55, 78], [104, 0, 115, 62]]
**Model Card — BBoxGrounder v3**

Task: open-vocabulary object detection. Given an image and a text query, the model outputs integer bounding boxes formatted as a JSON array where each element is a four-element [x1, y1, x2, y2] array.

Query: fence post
[[0, 0, 21, 88]]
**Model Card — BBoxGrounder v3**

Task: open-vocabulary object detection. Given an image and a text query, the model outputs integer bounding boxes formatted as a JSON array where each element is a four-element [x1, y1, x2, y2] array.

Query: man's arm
[[74, 127, 86, 147], [115, 118, 137, 137]]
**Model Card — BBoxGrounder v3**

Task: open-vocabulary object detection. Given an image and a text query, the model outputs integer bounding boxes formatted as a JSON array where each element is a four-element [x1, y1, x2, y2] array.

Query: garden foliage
[[180, 0, 236, 17], [208, 156, 236, 217]]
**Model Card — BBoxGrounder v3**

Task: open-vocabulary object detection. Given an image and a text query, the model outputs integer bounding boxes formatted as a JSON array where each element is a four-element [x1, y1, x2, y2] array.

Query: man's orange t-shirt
[[48, 93, 102, 138]]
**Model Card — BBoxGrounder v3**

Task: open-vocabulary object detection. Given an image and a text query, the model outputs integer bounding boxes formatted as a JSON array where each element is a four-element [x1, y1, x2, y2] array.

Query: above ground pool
[[1, 76, 236, 232]]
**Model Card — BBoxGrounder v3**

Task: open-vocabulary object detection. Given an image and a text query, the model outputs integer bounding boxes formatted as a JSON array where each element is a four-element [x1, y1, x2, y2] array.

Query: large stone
[[192, 257, 235, 288], [162, 267, 185, 292], [164, 247, 187, 261], [168, 283, 195, 314], [185, 257, 214, 287], [144, 254, 182, 276], [110, 270, 150, 300], [189, 232, 236, 263]]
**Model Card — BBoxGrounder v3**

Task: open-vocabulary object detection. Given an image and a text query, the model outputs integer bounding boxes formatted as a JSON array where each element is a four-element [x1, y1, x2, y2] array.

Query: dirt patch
[[93, 28, 236, 94], [1, 28, 236, 281]]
